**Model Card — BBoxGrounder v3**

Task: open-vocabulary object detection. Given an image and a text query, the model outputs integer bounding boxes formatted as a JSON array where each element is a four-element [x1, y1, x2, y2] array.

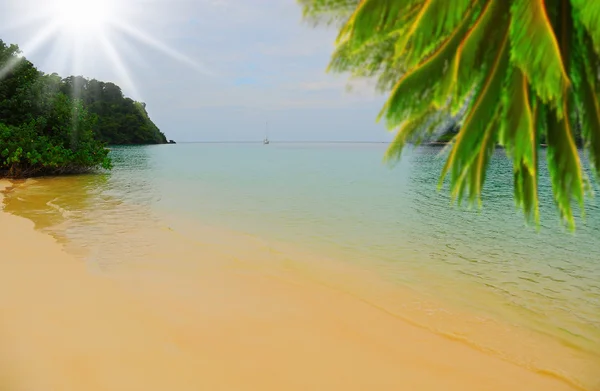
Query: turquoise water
[[4, 143, 600, 389]]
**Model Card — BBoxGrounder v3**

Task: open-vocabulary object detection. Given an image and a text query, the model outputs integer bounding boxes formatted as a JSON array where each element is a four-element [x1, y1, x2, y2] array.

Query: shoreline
[[0, 179, 584, 391]]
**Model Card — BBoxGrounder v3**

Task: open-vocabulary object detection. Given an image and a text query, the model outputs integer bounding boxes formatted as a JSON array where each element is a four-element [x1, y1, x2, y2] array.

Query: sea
[[3, 143, 599, 390]]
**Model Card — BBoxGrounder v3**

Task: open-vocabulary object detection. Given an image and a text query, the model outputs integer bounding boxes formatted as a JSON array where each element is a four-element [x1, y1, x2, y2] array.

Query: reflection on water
[[3, 146, 164, 267], [2, 143, 599, 390], [4, 174, 111, 233], [407, 148, 600, 332]]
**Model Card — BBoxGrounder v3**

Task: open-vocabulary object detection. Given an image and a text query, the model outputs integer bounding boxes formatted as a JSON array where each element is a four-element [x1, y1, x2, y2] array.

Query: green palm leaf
[[545, 100, 586, 228], [571, 0, 600, 54], [299, 0, 600, 229], [510, 0, 570, 116], [342, 0, 424, 48], [394, 0, 474, 67], [572, 26, 600, 179], [501, 67, 539, 223], [441, 26, 510, 205], [380, 3, 478, 128], [441, 0, 509, 113], [384, 107, 437, 163]]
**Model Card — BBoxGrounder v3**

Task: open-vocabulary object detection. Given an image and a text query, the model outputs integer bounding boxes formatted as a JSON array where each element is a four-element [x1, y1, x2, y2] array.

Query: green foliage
[[60, 76, 167, 145], [299, 0, 359, 26], [1, 38, 167, 178], [0, 113, 111, 178], [0, 39, 111, 177], [299, 0, 600, 229]]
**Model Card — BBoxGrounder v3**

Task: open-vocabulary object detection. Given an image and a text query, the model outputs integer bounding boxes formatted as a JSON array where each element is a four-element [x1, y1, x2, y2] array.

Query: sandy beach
[[0, 179, 582, 391]]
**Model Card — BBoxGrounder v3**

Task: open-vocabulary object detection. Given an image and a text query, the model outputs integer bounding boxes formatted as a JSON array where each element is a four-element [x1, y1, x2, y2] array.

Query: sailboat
[[263, 121, 270, 145]]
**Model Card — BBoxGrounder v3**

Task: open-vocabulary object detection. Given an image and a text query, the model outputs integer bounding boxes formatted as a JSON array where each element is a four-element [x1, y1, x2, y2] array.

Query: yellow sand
[[0, 179, 579, 391]]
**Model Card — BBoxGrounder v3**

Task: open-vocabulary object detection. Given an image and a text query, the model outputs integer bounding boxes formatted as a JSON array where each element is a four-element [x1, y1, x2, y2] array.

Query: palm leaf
[[501, 66, 539, 223], [570, 0, 600, 54], [384, 107, 437, 163], [297, 0, 361, 26], [441, 23, 510, 205], [380, 2, 479, 130], [514, 158, 539, 226], [299, 0, 600, 229], [571, 20, 600, 180], [328, 29, 406, 92], [439, 0, 510, 112], [395, 0, 474, 67], [448, 108, 500, 206], [341, 0, 425, 48], [545, 98, 586, 229], [510, 0, 570, 116], [578, 54, 600, 179]]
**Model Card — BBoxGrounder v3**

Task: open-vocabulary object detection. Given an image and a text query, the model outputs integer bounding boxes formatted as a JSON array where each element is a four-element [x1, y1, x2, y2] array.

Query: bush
[[1, 39, 112, 178], [0, 99, 112, 178]]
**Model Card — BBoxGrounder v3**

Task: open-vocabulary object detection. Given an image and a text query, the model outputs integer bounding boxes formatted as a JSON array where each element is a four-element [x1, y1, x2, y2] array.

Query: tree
[[1, 40, 111, 177], [60, 77, 167, 145], [299, 0, 600, 229]]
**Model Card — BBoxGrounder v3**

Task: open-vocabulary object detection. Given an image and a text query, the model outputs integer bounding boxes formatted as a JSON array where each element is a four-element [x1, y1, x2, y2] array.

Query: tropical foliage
[[1, 39, 168, 177], [299, 0, 600, 229], [0, 40, 111, 177], [59, 76, 168, 145]]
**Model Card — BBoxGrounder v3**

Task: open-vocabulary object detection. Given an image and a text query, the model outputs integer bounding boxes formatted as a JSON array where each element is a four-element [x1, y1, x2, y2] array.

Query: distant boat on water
[[263, 121, 270, 145]]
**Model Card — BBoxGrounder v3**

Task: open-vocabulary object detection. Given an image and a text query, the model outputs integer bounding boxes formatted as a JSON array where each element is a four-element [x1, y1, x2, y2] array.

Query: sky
[[0, 0, 392, 142]]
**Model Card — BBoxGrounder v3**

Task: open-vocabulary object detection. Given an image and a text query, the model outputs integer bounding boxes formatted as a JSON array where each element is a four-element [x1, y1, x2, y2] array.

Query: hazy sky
[[0, 0, 392, 142]]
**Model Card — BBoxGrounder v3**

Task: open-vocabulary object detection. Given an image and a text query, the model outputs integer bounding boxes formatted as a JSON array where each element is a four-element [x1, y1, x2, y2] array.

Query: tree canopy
[[0, 40, 110, 177], [1, 39, 168, 177], [59, 76, 167, 145], [299, 0, 600, 229]]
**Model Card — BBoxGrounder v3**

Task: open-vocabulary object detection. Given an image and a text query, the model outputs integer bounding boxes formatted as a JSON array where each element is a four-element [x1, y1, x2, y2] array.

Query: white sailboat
[[263, 121, 270, 145]]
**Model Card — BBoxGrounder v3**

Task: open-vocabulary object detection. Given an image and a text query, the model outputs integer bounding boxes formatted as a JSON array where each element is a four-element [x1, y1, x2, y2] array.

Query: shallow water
[[3, 143, 600, 390]]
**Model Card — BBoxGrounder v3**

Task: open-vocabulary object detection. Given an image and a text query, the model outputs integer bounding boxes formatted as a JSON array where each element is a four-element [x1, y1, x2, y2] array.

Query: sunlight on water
[[3, 143, 600, 390]]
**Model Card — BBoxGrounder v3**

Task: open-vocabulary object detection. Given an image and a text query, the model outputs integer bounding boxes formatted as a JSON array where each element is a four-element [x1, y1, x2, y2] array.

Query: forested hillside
[[0, 40, 110, 177], [0, 39, 168, 177], [59, 76, 167, 145]]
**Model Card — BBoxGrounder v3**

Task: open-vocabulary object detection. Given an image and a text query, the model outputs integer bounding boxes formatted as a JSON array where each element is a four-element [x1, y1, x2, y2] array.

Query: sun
[[52, 0, 117, 35], [1, 0, 209, 100]]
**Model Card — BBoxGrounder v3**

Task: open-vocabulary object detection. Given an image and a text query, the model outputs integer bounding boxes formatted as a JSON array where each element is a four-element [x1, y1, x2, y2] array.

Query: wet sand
[[0, 179, 580, 391]]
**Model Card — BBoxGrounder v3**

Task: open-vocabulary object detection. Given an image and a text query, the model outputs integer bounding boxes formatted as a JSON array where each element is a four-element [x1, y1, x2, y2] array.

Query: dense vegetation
[[1, 39, 167, 178], [60, 76, 167, 145], [299, 0, 600, 229]]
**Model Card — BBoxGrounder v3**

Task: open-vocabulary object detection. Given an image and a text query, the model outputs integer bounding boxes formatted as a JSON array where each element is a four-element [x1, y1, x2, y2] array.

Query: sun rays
[[53, 0, 116, 35], [0, 0, 211, 101]]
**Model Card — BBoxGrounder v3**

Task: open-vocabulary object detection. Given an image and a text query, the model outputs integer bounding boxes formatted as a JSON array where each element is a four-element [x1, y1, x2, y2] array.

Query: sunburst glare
[[0, 0, 210, 101], [53, 0, 116, 36]]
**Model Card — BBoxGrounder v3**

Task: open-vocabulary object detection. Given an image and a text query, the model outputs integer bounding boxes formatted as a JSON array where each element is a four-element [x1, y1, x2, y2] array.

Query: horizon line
[[173, 141, 392, 144]]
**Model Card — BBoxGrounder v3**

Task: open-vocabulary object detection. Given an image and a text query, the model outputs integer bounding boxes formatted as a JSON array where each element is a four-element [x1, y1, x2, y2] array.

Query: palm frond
[[297, 0, 360, 26], [342, 0, 425, 48], [384, 107, 437, 163], [380, 3, 478, 129], [501, 66, 539, 224], [395, 0, 475, 67], [437, 0, 510, 111], [441, 25, 510, 204], [299, 0, 600, 229], [570, 0, 600, 54], [545, 99, 586, 229], [572, 21, 600, 180], [510, 0, 570, 116]]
